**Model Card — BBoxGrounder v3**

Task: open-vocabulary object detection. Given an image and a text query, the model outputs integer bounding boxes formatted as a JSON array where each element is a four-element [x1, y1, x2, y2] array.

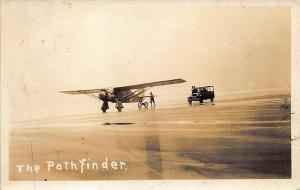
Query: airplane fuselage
[[99, 89, 144, 103]]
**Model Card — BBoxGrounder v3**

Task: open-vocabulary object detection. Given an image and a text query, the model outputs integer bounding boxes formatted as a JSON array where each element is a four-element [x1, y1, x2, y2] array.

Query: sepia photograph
[[1, 1, 300, 190]]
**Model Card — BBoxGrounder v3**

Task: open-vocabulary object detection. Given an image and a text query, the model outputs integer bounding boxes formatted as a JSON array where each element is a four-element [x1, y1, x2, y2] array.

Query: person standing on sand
[[150, 92, 155, 107]]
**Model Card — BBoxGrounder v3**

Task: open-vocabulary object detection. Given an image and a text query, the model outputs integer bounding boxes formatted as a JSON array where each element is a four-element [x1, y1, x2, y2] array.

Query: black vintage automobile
[[188, 86, 215, 106]]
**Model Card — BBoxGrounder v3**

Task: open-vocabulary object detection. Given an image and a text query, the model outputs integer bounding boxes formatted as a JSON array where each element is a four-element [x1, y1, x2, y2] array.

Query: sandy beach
[[9, 93, 291, 180]]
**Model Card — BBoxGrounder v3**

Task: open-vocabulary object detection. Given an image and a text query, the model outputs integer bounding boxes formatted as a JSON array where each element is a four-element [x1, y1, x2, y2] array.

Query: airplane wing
[[60, 88, 106, 94], [114, 78, 186, 91], [60, 78, 186, 95]]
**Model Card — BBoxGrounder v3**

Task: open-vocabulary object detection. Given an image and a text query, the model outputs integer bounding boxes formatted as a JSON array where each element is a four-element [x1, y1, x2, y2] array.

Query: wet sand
[[9, 93, 291, 180]]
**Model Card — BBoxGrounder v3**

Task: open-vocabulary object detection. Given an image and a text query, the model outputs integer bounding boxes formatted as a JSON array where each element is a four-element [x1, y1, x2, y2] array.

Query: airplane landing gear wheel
[[101, 101, 109, 113], [115, 101, 124, 112]]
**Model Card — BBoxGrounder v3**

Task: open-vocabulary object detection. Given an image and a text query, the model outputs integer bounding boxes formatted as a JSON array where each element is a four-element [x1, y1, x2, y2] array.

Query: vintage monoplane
[[60, 78, 186, 112]]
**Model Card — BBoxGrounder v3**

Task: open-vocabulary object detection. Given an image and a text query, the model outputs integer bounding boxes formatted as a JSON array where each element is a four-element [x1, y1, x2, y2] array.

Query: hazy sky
[[2, 2, 290, 121]]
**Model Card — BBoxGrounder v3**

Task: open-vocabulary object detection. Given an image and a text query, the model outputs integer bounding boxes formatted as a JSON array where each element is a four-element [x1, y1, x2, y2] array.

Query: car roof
[[194, 86, 214, 89]]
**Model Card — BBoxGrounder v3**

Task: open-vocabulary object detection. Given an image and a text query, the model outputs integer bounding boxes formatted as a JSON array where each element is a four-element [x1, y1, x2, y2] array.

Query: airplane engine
[[98, 91, 108, 101]]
